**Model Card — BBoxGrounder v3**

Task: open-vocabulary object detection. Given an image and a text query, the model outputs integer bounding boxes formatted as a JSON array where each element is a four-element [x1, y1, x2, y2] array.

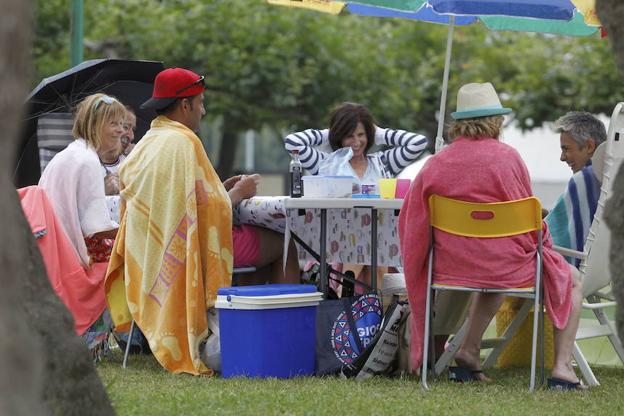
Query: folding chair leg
[[529, 299, 540, 392], [421, 249, 434, 390], [434, 320, 468, 376], [594, 308, 624, 363], [122, 320, 136, 369], [573, 342, 600, 386], [607, 331, 624, 364], [539, 299, 545, 387], [421, 285, 433, 390], [482, 300, 532, 369]]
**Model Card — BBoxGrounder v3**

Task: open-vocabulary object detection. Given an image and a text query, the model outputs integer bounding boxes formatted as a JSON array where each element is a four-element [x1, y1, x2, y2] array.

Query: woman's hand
[[228, 174, 261, 206], [104, 173, 120, 195]]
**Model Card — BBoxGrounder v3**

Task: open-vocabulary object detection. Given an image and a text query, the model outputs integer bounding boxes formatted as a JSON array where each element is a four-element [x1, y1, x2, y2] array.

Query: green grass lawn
[[98, 349, 624, 416]]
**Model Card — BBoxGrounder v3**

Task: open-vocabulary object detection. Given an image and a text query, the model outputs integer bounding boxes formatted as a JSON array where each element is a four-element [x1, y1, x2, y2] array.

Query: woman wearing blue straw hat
[[399, 82, 584, 390]]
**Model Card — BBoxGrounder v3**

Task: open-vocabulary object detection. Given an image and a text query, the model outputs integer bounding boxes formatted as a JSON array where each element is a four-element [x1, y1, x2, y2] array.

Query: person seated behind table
[[223, 172, 300, 285], [38, 93, 123, 359], [284, 102, 428, 293], [284, 102, 428, 190], [399, 82, 584, 389], [105, 67, 300, 375], [545, 112, 607, 265]]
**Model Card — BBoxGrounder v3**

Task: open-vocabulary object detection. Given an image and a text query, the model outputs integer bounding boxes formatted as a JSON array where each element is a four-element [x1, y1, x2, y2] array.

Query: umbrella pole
[[435, 16, 455, 153]]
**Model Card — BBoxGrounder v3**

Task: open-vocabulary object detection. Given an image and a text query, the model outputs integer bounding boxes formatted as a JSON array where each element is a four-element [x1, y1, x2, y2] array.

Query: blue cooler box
[[216, 284, 323, 378]]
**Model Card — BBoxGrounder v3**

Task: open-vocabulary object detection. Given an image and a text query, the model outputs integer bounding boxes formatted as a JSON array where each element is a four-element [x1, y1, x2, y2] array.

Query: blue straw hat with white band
[[451, 82, 512, 120]]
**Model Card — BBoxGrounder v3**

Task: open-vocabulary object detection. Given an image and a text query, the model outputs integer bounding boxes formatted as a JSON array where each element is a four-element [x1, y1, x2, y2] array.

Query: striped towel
[[545, 165, 600, 266]]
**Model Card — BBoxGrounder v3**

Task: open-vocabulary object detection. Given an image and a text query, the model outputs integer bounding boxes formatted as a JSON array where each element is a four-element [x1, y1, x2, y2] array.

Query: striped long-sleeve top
[[284, 127, 428, 177]]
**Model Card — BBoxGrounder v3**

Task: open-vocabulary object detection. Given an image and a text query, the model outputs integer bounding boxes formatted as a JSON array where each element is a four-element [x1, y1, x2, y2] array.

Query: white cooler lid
[[215, 292, 324, 310]]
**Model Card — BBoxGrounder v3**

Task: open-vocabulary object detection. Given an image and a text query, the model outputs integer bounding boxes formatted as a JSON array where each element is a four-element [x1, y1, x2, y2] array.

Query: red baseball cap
[[141, 67, 205, 110]]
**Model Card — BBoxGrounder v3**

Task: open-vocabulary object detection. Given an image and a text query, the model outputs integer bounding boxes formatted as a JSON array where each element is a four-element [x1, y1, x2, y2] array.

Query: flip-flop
[[448, 366, 484, 382], [547, 378, 587, 391]]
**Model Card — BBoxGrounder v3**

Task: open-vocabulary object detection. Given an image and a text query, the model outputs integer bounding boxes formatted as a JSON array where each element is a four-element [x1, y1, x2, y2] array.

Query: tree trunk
[[0, 2, 46, 415], [0, 200, 46, 409], [0, 1, 115, 415], [597, 0, 624, 71], [604, 167, 624, 346], [596, 0, 624, 346]]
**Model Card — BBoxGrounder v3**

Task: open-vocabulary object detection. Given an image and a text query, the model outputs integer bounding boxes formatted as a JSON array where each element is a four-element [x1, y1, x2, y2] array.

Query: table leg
[[320, 208, 328, 296], [371, 208, 378, 291]]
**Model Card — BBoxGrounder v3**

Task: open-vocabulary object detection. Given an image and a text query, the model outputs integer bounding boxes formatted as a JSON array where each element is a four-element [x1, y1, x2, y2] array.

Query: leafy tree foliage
[[33, 0, 71, 82], [32, 0, 624, 173]]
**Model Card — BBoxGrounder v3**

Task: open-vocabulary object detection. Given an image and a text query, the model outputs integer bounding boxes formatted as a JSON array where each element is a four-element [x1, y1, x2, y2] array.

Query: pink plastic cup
[[395, 179, 411, 199]]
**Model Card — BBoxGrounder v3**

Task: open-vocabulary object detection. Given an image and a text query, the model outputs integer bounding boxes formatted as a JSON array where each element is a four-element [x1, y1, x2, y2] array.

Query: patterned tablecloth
[[106, 196, 121, 224], [233, 196, 402, 267], [107, 195, 403, 266]]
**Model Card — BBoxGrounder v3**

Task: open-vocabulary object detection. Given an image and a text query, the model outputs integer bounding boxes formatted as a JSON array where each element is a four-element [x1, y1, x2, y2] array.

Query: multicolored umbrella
[[570, 0, 599, 26], [347, 1, 597, 36], [267, 0, 601, 150]]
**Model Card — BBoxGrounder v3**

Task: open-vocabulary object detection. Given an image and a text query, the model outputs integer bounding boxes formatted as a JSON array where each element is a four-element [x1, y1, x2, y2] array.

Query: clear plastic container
[[302, 175, 353, 198]]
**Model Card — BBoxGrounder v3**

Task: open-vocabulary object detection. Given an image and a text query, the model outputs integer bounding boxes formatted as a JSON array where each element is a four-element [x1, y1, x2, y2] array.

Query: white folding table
[[284, 197, 403, 295]]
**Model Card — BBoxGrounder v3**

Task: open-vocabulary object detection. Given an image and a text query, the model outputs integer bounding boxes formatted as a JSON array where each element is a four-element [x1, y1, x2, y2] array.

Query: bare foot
[[551, 362, 585, 388], [454, 349, 492, 382]]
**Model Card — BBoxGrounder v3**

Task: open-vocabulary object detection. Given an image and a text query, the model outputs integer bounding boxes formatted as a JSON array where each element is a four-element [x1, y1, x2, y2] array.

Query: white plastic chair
[[551, 102, 624, 386]]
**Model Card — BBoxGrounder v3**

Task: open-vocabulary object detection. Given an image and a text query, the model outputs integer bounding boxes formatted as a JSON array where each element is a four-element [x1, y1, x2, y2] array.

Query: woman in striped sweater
[[284, 102, 428, 294], [284, 102, 428, 189]]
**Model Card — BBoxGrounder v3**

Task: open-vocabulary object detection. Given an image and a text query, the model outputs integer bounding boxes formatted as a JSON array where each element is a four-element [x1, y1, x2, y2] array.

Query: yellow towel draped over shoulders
[[105, 116, 232, 375]]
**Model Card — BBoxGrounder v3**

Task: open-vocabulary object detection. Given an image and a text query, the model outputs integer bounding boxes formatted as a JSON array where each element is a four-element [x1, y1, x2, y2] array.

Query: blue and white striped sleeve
[[375, 127, 428, 176], [283, 129, 329, 175]]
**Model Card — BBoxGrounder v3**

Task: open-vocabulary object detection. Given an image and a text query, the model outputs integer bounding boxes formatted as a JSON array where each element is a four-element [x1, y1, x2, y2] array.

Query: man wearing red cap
[[105, 68, 299, 375]]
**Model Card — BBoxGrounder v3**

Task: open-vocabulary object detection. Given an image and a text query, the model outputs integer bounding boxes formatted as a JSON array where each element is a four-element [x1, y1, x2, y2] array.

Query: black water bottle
[[341, 271, 355, 298], [289, 150, 303, 198]]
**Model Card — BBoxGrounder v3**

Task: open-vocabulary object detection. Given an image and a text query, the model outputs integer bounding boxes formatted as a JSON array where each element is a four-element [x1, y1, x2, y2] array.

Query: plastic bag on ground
[[201, 308, 221, 371]]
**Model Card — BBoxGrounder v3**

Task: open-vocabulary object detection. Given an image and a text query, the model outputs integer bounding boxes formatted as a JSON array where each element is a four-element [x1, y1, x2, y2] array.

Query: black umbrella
[[14, 58, 165, 187]]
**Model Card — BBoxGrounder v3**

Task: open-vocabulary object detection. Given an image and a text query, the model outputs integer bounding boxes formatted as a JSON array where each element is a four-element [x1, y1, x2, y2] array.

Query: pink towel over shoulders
[[18, 186, 107, 335], [398, 137, 573, 370]]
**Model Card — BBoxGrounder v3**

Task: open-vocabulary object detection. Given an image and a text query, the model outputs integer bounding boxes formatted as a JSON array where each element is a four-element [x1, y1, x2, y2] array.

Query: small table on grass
[[283, 197, 404, 296]]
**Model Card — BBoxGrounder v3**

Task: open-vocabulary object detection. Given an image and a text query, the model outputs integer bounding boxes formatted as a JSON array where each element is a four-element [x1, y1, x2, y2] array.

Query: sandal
[[547, 378, 588, 391], [448, 366, 485, 382]]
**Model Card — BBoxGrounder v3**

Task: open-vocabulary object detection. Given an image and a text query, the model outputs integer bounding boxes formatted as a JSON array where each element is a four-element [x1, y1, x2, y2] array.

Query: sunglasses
[[94, 95, 118, 110], [175, 76, 205, 95]]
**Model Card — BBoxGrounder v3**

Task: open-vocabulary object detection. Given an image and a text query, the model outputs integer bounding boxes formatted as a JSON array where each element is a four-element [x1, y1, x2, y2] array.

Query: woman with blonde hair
[[399, 83, 584, 390], [39, 93, 125, 359]]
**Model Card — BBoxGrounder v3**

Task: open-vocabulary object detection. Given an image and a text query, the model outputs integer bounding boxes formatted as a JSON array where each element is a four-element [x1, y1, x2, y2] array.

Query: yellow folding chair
[[422, 195, 545, 391]]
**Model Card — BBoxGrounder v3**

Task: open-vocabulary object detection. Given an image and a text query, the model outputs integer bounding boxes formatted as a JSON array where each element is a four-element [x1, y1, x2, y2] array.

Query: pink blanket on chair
[[19, 186, 107, 335], [398, 137, 573, 370]]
